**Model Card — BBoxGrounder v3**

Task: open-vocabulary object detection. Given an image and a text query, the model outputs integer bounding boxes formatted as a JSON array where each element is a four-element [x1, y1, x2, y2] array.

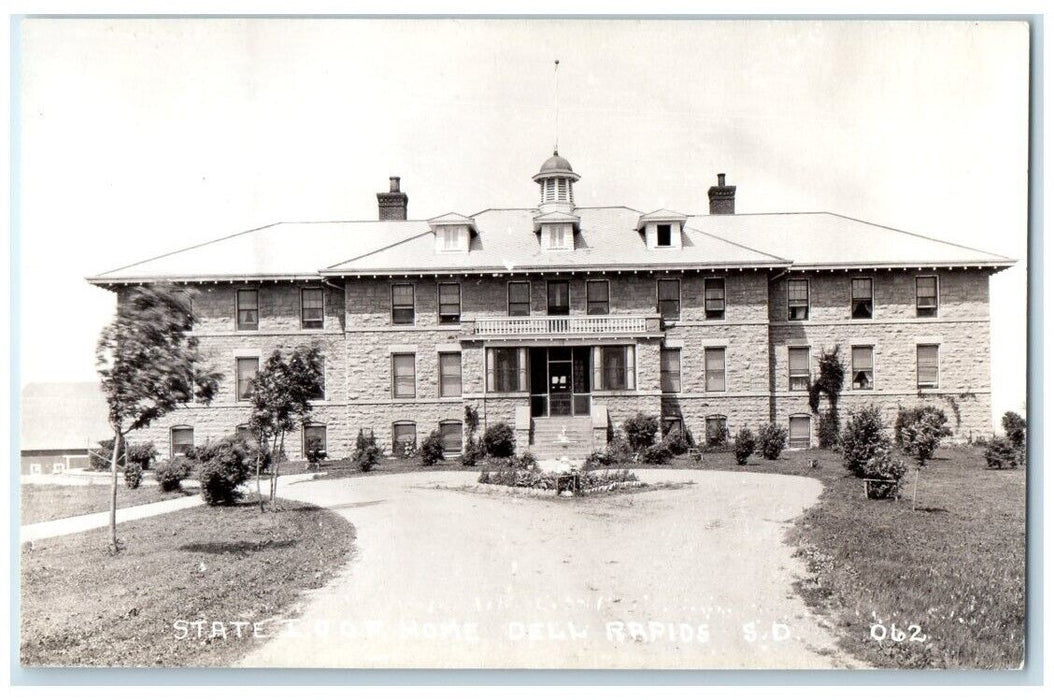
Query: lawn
[[20, 483, 200, 525], [686, 446, 1027, 669], [20, 497, 356, 667]]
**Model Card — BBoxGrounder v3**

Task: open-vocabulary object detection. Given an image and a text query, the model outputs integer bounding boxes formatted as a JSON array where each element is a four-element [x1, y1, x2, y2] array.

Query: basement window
[[789, 415, 812, 449]]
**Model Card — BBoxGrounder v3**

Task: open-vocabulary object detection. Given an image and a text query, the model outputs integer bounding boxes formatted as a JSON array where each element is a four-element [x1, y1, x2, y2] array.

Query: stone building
[[88, 153, 1014, 460]]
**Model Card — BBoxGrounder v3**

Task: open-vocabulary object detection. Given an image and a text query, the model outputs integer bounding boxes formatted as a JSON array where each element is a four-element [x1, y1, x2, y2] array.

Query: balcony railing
[[464, 314, 661, 338]]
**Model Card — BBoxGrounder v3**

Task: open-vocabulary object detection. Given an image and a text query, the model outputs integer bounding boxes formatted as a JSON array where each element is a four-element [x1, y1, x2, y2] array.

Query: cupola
[[532, 150, 580, 215]]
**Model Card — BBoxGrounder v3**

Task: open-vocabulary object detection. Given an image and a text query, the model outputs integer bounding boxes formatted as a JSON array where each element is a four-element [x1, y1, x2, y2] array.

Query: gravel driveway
[[239, 469, 858, 669]]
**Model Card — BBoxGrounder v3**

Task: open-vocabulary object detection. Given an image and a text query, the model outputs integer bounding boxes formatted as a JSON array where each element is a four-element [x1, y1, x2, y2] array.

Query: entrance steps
[[529, 416, 595, 460]]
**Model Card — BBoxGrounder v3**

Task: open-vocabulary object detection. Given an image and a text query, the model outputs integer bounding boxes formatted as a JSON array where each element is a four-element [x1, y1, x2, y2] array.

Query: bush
[[195, 436, 253, 505], [642, 440, 673, 465], [733, 428, 756, 465], [90, 438, 124, 471], [662, 422, 691, 455], [516, 451, 538, 470], [757, 423, 787, 460], [125, 441, 157, 470], [622, 413, 659, 454], [123, 462, 143, 489], [460, 436, 486, 467], [584, 434, 632, 469], [155, 456, 192, 492], [860, 444, 908, 499], [895, 405, 953, 468], [840, 405, 891, 478], [817, 409, 840, 449], [352, 430, 383, 472], [304, 436, 327, 470], [482, 422, 516, 458], [985, 436, 1023, 470], [705, 424, 730, 450], [420, 429, 445, 466], [1002, 411, 1026, 452]]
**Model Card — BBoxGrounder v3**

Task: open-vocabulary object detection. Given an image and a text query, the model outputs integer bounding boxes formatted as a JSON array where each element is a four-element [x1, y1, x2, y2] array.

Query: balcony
[[462, 314, 663, 340]]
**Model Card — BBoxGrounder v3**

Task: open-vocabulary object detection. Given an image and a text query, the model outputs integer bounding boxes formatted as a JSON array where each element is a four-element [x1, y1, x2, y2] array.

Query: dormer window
[[438, 228, 460, 251], [657, 224, 672, 247], [428, 215, 475, 254], [637, 210, 687, 250], [545, 224, 573, 251]]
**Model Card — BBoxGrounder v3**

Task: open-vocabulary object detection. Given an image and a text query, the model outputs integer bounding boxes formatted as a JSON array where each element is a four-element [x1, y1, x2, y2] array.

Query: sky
[[15, 18, 1029, 424]]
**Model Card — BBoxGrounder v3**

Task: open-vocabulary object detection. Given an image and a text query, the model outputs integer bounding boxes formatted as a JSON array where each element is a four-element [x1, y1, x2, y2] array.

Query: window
[[600, 346, 635, 390], [851, 278, 873, 319], [236, 289, 259, 331], [586, 280, 609, 315], [301, 288, 324, 329], [235, 424, 252, 441], [705, 415, 728, 447], [391, 283, 415, 325], [788, 347, 810, 391], [851, 346, 874, 390], [704, 278, 725, 320], [171, 426, 194, 456], [656, 224, 672, 247], [490, 348, 522, 392], [236, 357, 259, 401], [303, 424, 327, 456], [547, 224, 572, 250], [439, 352, 462, 397], [662, 416, 684, 440], [657, 279, 680, 321], [439, 421, 463, 454], [438, 283, 461, 324], [704, 347, 726, 392], [392, 353, 416, 398], [789, 416, 811, 449], [660, 348, 681, 393], [916, 276, 938, 317], [307, 359, 325, 400], [547, 281, 570, 315], [508, 281, 531, 317], [788, 279, 809, 320], [917, 344, 939, 389], [438, 228, 461, 251], [393, 422, 417, 453]]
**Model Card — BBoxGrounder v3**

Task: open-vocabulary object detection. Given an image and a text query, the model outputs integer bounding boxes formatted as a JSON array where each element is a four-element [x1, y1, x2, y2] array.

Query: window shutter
[[486, 348, 495, 392], [625, 345, 636, 390]]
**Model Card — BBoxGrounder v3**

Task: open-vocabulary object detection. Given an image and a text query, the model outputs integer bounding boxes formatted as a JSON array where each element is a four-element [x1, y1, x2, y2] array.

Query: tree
[[808, 346, 846, 448], [96, 284, 221, 553], [1001, 411, 1026, 453], [894, 405, 953, 510], [246, 343, 324, 510]]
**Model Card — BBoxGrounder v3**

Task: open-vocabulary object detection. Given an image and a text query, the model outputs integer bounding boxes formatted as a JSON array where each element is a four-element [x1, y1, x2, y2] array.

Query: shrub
[[861, 444, 908, 499], [90, 438, 124, 471], [304, 435, 327, 470], [155, 456, 192, 492], [985, 436, 1023, 470], [580, 468, 640, 491], [1002, 411, 1026, 452], [642, 440, 673, 465], [662, 422, 691, 455], [817, 409, 840, 449], [622, 413, 659, 454], [584, 434, 632, 469], [516, 451, 538, 470], [460, 436, 486, 467], [420, 429, 445, 466], [195, 436, 253, 505], [757, 423, 787, 460], [840, 405, 891, 478], [123, 461, 143, 489], [705, 424, 730, 450], [895, 406, 953, 468], [482, 422, 515, 458], [733, 428, 756, 465], [352, 430, 383, 472], [125, 441, 157, 470]]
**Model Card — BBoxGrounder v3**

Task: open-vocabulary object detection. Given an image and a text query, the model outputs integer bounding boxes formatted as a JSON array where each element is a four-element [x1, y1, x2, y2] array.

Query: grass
[[686, 446, 1027, 669], [20, 496, 356, 667], [314, 456, 476, 480], [21, 483, 200, 525]]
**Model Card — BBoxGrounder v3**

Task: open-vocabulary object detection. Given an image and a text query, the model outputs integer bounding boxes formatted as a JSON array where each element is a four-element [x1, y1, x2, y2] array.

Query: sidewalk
[[20, 473, 321, 543]]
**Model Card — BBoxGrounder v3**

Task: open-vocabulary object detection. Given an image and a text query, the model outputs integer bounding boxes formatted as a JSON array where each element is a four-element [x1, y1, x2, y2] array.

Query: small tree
[[246, 343, 324, 510], [895, 406, 953, 509], [733, 428, 756, 465], [1002, 411, 1026, 453], [840, 405, 891, 478], [96, 284, 220, 553], [351, 429, 383, 472], [757, 423, 788, 460], [622, 413, 659, 458], [421, 429, 445, 466], [808, 346, 845, 448]]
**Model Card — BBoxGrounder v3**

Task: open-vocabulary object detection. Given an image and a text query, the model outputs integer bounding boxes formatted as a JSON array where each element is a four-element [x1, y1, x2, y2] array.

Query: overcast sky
[[16, 18, 1029, 423]]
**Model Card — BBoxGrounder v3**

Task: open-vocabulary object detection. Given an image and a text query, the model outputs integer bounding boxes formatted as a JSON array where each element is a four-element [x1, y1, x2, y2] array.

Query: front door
[[548, 348, 573, 416]]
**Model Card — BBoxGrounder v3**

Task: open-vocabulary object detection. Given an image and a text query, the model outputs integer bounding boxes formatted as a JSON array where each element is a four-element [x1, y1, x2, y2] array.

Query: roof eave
[[787, 260, 1015, 272], [86, 273, 326, 287], [322, 261, 791, 277]]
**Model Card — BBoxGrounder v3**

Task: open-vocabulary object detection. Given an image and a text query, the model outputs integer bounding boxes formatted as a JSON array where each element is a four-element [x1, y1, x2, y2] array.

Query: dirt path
[[239, 469, 859, 669]]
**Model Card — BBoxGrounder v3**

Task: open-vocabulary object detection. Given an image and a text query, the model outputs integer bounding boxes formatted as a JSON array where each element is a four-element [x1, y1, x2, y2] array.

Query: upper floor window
[[438, 283, 461, 324], [508, 281, 531, 317], [788, 279, 809, 321], [657, 279, 680, 321], [391, 283, 415, 325], [547, 281, 569, 316], [236, 289, 258, 331], [705, 278, 725, 320], [600, 346, 635, 391], [301, 288, 324, 330], [392, 353, 416, 398], [171, 426, 194, 456], [586, 280, 610, 315], [917, 344, 939, 389], [704, 347, 726, 392], [439, 352, 462, 397], [851, 345, 874, 390], [656, 224, 672, 247], [660, 348, 681, 393], [236, 357, 259, 401], [916, 276, 938, 317], [851, 278, 873, 319], [788, 346, 810, 391]]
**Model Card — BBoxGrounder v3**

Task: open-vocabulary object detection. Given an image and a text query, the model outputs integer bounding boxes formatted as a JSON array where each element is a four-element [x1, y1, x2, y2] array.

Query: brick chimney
[[377, 176, 408, 221], [707, 172, 736, 215]]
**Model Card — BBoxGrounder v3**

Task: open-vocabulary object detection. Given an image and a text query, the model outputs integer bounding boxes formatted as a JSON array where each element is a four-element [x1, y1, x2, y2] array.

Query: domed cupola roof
[[532, 150, 580, 182]]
